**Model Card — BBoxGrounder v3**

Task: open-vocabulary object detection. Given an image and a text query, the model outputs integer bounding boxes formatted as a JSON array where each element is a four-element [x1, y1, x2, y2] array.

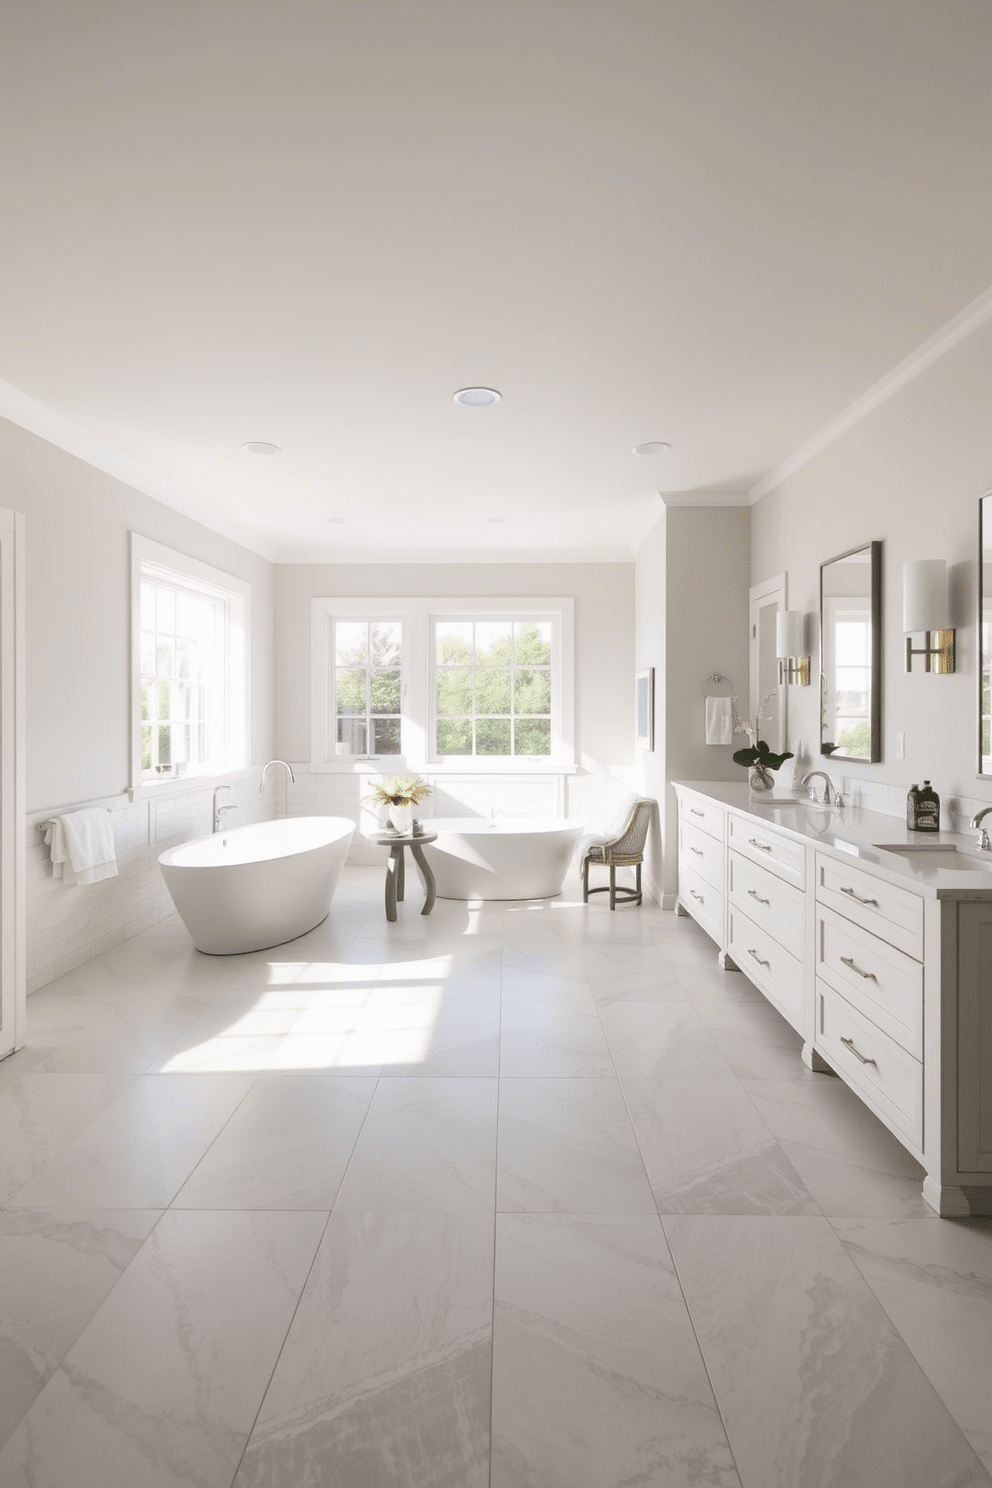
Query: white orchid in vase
[[730, 692, 793, 791]]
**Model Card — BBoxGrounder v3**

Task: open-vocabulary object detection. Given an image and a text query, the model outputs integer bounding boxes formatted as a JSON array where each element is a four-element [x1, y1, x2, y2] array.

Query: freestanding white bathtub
[[420, 817, 584, 900], [159, 816, 354, 954]]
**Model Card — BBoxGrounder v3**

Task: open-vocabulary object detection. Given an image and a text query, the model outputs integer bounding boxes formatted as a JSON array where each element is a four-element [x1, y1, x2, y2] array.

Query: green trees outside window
[[435, 619, 552, 757]]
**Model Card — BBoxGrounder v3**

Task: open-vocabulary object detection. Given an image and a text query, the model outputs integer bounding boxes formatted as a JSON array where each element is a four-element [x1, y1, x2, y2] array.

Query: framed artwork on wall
[[636, 667, 654, 750]]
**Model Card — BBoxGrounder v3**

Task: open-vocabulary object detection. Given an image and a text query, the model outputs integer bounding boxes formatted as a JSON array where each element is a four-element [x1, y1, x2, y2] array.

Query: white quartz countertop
[[674, 780, 992, 900]]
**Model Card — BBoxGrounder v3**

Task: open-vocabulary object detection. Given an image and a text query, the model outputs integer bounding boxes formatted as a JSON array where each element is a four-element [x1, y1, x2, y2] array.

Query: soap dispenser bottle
[[914, 780, 940, 833], [906, 785, 920, 829]]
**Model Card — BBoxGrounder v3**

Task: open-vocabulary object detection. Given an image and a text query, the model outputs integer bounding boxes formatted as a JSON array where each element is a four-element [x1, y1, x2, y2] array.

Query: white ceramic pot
[[388, 801, 414, 834]]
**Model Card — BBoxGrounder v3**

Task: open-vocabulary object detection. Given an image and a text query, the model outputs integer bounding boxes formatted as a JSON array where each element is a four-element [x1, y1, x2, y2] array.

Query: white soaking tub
[[159, 816, 354, 954], [420, 817, 584, 900]]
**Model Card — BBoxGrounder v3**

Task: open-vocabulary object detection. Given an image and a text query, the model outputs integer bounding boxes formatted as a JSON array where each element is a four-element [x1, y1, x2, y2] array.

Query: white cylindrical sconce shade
[[903, 560, 948, 633], [775, 609, 804, 659]]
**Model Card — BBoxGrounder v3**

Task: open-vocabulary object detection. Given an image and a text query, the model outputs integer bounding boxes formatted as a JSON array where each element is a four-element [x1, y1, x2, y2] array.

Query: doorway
[[0, 507, 25, 1061]]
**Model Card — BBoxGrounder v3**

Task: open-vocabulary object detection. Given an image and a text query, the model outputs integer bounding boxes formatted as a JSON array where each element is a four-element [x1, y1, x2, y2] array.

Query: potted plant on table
[[731, 696, 793, 793], [363, 775, 432, 834]]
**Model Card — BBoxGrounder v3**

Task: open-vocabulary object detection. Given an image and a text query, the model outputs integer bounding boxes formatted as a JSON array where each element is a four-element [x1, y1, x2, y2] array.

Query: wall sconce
[[776, 609, 809, 685], [904, 559, 955, 673]]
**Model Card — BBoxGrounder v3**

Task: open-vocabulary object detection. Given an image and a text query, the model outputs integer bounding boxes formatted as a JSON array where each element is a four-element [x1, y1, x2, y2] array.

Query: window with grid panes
[[332, 619, 403, 757], [434, 618, 553, 757], [132, 536, 248, 788]]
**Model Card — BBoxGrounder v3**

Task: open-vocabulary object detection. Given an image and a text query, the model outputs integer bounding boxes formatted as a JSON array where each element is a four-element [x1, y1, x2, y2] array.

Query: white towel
[[705, 695, 733, 746], [45, 809, 118, 885]]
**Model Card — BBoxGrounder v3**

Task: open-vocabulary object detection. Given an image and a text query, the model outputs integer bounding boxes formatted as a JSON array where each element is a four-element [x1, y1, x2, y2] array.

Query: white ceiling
[[2, 1, 991, 561]]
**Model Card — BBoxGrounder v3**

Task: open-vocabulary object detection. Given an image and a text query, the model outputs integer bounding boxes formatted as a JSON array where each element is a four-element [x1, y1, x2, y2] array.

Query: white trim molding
[[750, 283, 992, 503]]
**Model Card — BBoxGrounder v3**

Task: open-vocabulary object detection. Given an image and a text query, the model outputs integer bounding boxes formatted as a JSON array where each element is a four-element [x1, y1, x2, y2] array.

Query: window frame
[[310, 596, 574, 774], [130, 535, 251, 799]]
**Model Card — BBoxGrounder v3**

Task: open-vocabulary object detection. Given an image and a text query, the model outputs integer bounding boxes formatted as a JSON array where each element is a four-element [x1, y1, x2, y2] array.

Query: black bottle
[[913, 780, 940, 833], [906, 785, 920, 829]]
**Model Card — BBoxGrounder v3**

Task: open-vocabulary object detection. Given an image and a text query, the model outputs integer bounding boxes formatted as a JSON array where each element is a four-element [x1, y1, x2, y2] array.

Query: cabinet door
[[957, 901, 992, 1174]]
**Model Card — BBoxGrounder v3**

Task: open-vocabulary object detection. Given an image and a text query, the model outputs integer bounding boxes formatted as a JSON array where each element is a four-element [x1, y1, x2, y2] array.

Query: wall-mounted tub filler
[[260, 759, 296, 793]]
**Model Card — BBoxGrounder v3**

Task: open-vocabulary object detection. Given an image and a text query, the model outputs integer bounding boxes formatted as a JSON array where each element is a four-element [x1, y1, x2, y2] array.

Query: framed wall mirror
[[980, 494, 992, 773], [820, 540, 881, 762], [749, 574, 787, 754]]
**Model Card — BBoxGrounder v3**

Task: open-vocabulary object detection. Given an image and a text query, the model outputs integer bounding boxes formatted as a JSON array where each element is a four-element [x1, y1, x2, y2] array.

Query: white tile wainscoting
[[26, 774, 274, 993]]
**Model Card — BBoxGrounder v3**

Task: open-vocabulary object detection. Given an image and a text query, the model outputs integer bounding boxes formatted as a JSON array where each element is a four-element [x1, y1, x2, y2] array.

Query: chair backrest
[[607, 798, 655, 856]]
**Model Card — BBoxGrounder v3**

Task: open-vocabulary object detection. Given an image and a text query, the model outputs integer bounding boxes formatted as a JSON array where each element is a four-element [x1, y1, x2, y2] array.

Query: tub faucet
[[971, 805, 992, 851], [800, 770, 836, 804], [213, 785, 236, 833], [260, 759, 296, 793]]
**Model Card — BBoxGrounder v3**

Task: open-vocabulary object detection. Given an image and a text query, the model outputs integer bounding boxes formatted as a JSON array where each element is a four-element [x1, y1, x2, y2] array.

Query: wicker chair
[[581, 797, 655, 909]]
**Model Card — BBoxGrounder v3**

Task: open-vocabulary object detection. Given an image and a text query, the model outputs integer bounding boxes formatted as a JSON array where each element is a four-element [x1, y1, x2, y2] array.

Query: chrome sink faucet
[[971, 805, 992, 851], [213, 784, 236, 833], [260, 759, 296, 793], [800, 770, 836, 805]]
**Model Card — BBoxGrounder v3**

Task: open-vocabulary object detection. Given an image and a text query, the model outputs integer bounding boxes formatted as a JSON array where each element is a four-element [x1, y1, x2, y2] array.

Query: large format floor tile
[[491, 1214, 741, 1487], [235, 1211, 493, 1488], [665, 1214, 990, 1488], [4, 869, 992, 1487]]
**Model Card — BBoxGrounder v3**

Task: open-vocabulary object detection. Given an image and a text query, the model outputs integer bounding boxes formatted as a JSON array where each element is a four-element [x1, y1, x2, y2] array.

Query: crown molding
[[0, 379, 277, 561], [657, 491, 750, 508], [275, 546, 634, 565], [749, 283, 992, 503]]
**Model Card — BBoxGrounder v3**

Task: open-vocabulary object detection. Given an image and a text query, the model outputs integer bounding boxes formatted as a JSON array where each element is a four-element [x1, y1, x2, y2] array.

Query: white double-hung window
[[311, 596, 573, 771], [131, 536, 249, 791]]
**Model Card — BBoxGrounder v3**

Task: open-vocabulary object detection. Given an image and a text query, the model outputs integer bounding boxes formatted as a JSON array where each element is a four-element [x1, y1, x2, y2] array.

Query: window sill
[[128, 767, 256, 804], [306, 760, 577, 776]]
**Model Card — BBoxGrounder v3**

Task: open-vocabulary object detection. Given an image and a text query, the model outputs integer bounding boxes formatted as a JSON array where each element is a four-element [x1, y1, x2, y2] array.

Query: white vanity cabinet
[[673, 780, 992, 1217]]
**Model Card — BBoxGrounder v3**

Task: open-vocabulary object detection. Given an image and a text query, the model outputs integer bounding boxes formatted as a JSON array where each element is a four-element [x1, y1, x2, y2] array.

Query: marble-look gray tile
[[34, 993, 214, 1075], [692, 995, 806, 1048], [0, 1207, 160, 1448], [497, 1077, 656, 1214], [332, 1077, 498, 1213], [491, 1214, 741, 1488], [622, 1077, 820, 1215], [0, 1074, 134, 1205], [599, 998, 733, 1078], [9, 1073, 255, 1209], [0, 1210, 326, 1488], [743, 1075, 930, 1218], [173, 1073, 377, 1209], [235, 1211, 493, 1488], [832, 1217, 992, 1473], [499, 1001, 614, 1077], [665, 1214, 990, 1488]]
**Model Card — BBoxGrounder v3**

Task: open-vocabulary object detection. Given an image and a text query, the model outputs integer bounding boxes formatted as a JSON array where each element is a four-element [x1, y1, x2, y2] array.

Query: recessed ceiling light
[[487, 516, 505, 524], [242, 441, 281, 455], [326, 516, 346, 524], [453, 387, 501, 408], [633, 441, 672, 456]]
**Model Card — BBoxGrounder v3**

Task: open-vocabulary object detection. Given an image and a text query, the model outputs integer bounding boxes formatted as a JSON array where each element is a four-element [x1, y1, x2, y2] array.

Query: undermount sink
[[873, 844, 992, 872]]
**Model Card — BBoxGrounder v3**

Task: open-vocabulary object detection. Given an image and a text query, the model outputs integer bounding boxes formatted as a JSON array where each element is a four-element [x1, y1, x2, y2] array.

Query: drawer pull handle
[[748, 837, 773, 852], [840, 1035, 877, 1067], [748, 948, 770, 967], [747, 889, 770, 905], [690, 890, 704, 903], [690, 808, 705, 817], [690, 846, 704, 856], [840, 955, 877, 981], [840, 886, 879, 908]]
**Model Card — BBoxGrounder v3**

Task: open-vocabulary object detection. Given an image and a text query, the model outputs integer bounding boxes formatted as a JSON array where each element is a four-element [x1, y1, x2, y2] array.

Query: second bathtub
[[419, 816, 584, 900]]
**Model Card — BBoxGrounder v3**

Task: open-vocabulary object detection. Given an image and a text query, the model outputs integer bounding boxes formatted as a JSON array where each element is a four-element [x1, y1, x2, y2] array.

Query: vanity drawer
[[727, 904, 804, 1030], [816, 853, 924, 961], [816, 981, 923, 1152], [728, 851, 805, 961], [679, 820, 724, 893], [678, 793, 725, 843], [728, 812, 806, 888], [678, 864, 723, 944], [815, 904, 922, 1058]]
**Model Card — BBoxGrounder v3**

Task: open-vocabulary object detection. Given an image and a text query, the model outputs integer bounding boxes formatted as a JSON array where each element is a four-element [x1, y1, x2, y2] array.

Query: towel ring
[[701, 673, 732, 699]]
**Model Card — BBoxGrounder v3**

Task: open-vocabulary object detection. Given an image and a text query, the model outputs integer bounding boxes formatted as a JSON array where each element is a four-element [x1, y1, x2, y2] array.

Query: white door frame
[[749, 572, 787, 755], [0, 508, 26, 1060]]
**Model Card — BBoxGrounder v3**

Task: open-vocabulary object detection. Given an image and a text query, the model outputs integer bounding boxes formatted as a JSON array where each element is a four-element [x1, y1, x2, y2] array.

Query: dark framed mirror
[[819, 540, 881, 762], [980, 494, 992, 773]]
